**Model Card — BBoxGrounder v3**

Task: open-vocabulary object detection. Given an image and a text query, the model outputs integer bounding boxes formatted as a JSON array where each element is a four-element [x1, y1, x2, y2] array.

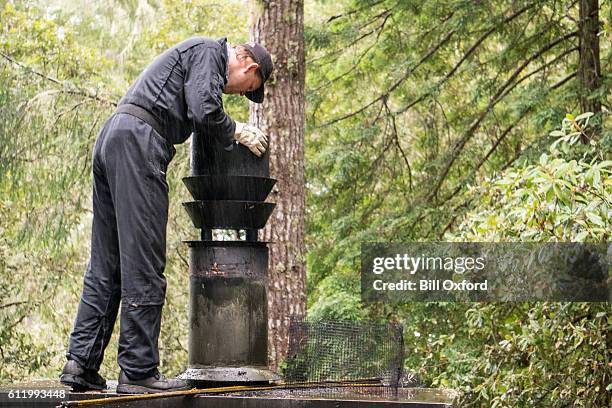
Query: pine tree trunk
[[578, 0, 601, 141], [248, 0, 306, 371]]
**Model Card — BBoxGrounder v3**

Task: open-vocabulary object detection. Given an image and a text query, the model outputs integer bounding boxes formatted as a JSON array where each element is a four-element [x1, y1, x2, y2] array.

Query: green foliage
[[325, 119, 611, 407], [304, 3, 611, 404], [456, 137, 611, 241], [305, 0, 611, 286], [421, 126, 611, 406], [309, 272, 365, 321], [0, 0, 248, 382], [0, 0, 116, 380], [307, 106, 611, 407], [1, 1, 610, 407], [398, 300, 610, 407]]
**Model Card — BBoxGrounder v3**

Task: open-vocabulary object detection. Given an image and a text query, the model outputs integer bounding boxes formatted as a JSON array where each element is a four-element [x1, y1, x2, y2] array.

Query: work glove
[[234, 121, 268, 157]]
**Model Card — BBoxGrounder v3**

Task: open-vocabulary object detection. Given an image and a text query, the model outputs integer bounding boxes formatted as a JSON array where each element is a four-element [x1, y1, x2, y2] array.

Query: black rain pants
[[67, 112, 176, 379]]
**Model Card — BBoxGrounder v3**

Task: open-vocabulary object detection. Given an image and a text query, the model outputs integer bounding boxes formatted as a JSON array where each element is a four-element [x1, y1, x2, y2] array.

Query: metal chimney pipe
[[180, 132, 279, 385]]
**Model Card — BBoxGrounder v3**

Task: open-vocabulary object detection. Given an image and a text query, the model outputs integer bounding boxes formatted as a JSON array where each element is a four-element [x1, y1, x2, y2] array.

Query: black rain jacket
[[119, 37, 235, 146]]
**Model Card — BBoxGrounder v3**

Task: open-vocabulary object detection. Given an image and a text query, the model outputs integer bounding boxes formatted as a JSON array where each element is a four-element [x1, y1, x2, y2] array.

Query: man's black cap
[[241, 42, 273, 103]]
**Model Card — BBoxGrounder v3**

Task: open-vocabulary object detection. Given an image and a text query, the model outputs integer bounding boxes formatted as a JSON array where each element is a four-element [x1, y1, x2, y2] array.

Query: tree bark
[[578, 0, 601, 141], [249, 0, 306, 371]]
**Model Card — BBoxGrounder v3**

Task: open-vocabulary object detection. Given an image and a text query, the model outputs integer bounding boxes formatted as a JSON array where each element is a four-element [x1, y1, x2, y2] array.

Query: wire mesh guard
[[283, 319, 405, 389]]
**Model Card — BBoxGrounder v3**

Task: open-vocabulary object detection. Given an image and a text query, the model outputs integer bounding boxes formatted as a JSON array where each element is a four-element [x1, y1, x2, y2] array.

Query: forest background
[[0, 0, 610, 406]]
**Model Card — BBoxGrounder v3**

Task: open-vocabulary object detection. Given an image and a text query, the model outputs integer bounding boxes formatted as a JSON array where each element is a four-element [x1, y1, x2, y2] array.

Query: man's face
[[224, 56, 262, 96]]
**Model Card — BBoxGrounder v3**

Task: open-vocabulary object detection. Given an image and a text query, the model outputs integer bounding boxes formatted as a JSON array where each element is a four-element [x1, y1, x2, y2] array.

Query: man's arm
[[182, 43, 236, 148]]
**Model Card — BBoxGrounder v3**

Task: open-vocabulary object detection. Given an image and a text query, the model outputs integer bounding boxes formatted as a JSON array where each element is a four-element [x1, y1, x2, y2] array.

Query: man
[[60, 37, 273, 394]]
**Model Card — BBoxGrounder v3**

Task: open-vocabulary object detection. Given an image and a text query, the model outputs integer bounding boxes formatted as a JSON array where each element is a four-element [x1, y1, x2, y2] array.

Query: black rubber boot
[[116, 370, 190, 394], [60, 360, 107, 391]]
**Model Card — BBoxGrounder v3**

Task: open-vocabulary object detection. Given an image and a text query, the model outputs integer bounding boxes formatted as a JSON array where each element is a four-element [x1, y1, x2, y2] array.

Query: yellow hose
[[60, 380, 383, 407]]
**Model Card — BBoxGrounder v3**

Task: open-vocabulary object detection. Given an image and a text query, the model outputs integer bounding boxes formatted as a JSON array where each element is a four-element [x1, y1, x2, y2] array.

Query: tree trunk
[[249, 0, 306, 371], [578, 0, 601, 141]]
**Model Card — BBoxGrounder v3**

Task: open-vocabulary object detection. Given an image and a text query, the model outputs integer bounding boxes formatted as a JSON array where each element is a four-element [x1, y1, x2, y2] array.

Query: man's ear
[[244, 62, 260, 74]]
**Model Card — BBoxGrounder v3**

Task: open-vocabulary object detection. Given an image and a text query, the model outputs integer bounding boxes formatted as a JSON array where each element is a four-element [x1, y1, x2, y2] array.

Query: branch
[[415, 10, 456, 43], [342, 9, 393, 50], [326, 0, 386, 23], [427, 30, 578, 201], [405, 210, 431, 238], [320, 28, 456, 127], [0, 51, 117, 106], [320, 2, 539, 127], [384, 99, 413, 192], [437, 140, 530, 238], [450, 110, 530, 199], [308, 8, 394, 65], [176, 247, 189, 269], [6, 313, 28, 332], [497, 46, 578, 101], [53, 100, 90, 126], [394, 2, 539, 116], [441, 49, 579, 202], [310, 11, 392, 92], [356, 8, 393, 30], [0, 51, 61, 85], [550, 70, 577, 90], [439, 71, 578, 235], [367, 127, 396, 179], [0, 301, 27, 309], [450, 3, 538, 86], [439, 196, 476, 238]]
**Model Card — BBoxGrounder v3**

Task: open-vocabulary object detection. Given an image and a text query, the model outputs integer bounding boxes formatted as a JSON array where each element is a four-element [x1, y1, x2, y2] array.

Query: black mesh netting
[[283, 319, 405, 387]]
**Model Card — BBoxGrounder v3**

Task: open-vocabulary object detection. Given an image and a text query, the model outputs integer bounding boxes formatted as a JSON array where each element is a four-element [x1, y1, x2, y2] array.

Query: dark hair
[[235, 45, 256, 62], [234, 45, 262, 81]]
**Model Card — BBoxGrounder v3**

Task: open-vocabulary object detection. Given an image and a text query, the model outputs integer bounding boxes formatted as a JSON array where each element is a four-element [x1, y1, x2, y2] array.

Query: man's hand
[[234, 122, 268, 157]]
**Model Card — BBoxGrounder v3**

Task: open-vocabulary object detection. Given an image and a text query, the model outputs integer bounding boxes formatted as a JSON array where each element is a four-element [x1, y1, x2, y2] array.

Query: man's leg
[[62, 125, 121, 390], [100, 114, 185, 393]]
